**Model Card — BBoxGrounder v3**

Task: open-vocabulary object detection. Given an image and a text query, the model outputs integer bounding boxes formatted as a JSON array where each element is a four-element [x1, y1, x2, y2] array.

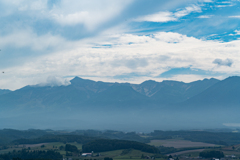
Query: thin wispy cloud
[[134, 11, 177, 23], [234, 30, 240, 35], [198, 15, 213, 18], [174, 5, 201, 18], [229, 15, 240, 18], [215, 1, 234, 7], [134, 4, 201, 23]]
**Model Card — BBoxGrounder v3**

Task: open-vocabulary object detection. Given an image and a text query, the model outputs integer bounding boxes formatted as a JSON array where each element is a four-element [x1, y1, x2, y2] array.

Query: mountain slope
[[133, 78, 219, 104], [89, 83, 152, 107], [183, 76, 240, 107], [0, 89, 11, 96], [0, 77, 95, 108]]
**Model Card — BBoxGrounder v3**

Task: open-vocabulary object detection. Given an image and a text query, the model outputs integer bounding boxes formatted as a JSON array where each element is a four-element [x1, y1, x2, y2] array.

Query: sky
[[0, 0, 240, 90]]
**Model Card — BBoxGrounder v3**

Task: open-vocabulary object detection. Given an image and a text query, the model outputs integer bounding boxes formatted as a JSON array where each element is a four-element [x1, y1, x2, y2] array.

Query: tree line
[[199, 150, 224, 158], [0, 149, 62, 160], [12, 135, 97, 145]]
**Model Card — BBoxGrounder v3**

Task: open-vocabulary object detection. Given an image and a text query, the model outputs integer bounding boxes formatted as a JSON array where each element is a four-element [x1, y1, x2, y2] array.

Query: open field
[[98, 149, 164, 160], [221, 150, 240, 157], [18, 143, 49, 148], [166, 149, 205, 156], [99, 149, 155, 158], [167, 145, 240, 157], [149, 140, 218, 148]]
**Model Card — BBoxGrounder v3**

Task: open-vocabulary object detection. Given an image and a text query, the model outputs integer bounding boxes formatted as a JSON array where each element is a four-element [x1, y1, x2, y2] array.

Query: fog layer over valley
[[0, 76, 240, 131]]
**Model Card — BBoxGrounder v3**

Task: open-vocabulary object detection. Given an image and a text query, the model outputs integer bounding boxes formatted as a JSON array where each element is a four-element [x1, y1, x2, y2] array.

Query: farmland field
[[166, 149, 205, 156], [99, 149, 164, 160], [149, 139, 218, 148]]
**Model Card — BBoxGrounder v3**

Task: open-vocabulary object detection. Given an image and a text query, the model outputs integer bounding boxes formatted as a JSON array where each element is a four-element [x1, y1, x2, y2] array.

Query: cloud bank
[[1, 31, 239, 90], [38, 76, 71, 87], [0, 0, 240, 90]]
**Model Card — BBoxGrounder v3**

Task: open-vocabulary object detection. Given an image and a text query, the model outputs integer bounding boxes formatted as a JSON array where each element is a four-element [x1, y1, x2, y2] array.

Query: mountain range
[[0, 76, 239, 131], [0, 76, 220, 108]]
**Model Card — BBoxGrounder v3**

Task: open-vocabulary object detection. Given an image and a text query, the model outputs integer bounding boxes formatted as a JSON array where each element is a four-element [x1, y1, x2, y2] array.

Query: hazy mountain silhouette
[[1, 76, 239, 131], [0, 89, 11, 96], [134, 78, 219, 104], [182, 76, 240, 107], [0, 77, 220, 108]]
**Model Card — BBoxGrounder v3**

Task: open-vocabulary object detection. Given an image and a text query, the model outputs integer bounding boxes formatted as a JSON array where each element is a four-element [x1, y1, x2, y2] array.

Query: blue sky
[[0, 0, 240, 90]]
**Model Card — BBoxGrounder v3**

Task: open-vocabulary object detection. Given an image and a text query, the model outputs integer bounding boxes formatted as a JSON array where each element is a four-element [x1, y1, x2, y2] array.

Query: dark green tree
[[59, 145, 64, 150], [65, 144, 78, 153], [199, 150, 224, 158], [104, 157, 113, 160]]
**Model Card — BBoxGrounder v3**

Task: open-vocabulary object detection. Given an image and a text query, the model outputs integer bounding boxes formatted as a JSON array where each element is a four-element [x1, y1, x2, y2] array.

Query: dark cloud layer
[[213, 58, 233, 67]]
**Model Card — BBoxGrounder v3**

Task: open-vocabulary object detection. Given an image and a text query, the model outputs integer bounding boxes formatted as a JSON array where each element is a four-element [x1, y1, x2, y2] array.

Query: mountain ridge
[[182, 76, 240, 107], [0, 89, 11, 96], [0, 76, 220, 108]]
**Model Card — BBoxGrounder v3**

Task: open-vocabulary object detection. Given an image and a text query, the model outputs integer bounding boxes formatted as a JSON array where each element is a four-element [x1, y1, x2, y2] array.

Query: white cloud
[[215, 1, 234, 8], [48, 0, 133, 30], [201, 0, 213, 2], [198, 15, 213, 18], [52, 11, 89, 26], [174, 5, 201, 18], [0, 0, 133, 31], [215, 5, 233, 7], [229, 15, 240, 18], [0, 29, 68, 51], [135, 4, 201, 23], [229, 30, 240, 36], [134, 11, 177, 22], [0, 1, 240, 90], [38, 76, 71, 87], [235, 30, 240, 35]]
